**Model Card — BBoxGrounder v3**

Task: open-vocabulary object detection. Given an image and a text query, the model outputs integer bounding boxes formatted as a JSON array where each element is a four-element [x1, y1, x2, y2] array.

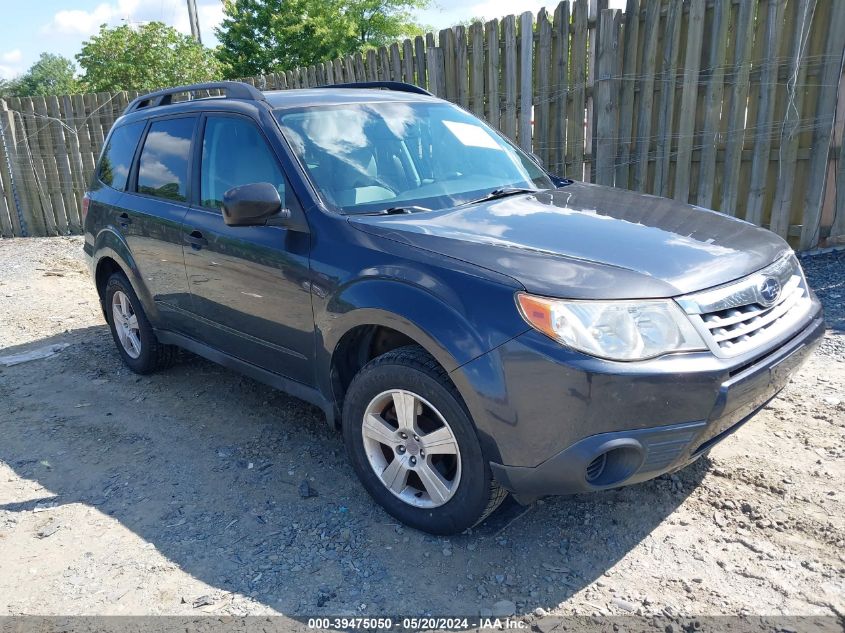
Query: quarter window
[[136, 117, 195, 202], [97, 122, 145, 190], [200, 116, 290, 210]]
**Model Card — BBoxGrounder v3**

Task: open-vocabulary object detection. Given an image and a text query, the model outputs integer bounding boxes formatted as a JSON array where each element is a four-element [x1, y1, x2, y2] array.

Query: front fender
[[314, 272, 528, 415]]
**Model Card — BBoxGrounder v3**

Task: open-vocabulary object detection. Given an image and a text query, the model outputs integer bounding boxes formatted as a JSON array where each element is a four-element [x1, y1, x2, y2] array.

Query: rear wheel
[[104, 272, 177, 374], [342, 346, 506, 534]]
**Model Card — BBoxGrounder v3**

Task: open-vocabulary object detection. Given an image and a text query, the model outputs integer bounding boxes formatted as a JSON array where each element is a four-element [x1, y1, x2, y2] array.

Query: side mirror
[[222, 182, 282, 227]]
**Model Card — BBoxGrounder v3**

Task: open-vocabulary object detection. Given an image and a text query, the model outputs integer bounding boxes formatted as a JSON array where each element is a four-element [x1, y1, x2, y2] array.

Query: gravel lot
[[0, 237, 843, 624]]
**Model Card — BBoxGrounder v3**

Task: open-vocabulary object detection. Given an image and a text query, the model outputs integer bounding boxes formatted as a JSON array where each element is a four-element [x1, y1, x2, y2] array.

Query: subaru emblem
[[758, 277, 781, 306]]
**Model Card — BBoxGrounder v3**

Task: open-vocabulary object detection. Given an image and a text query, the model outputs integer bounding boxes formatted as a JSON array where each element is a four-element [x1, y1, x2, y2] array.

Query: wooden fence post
[[653, 0, 681, 198], [799, 1, 845, 248], [427, 47, 446, 98], [402, 40, 415, 85], [615, 0, 639, 190], [833, 132, 845, 241], [484, 19, 500, 130], [47, 95, 81, 232], [696, 0, 731, 208], [4, 101, 48, 237], [770, 0, 816, 238], [569, 0, 588, 180], [0, 102, 18, 236], [594, 9, 620, 186], [18, 98, 56, 235], [535, 9, 552, 165], [719, 0, 757, 216], [455, 26, 469, 109], [414, 36, 427, 90], [631, 0, 659, 192], [746, 0, 787, 226], [469, 22, 485, 119], [502, 14, 518, 141], [551, 1, 570, 177], [518, 11, 534, 152], [440, 28, 458, 102], [587, 0, 608, 183], [673, 0, 706, 203]]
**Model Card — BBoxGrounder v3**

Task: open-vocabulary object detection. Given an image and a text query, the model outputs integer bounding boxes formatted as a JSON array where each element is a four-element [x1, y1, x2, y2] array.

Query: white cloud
[[0, 49, 24, 79], [144, 130, 191, 159], [199, 2, 225, 36], [1, 49, 23, 64], [139, 158, 181, 188], [42, 1, 142, 36], [41, 0, 222, 41]]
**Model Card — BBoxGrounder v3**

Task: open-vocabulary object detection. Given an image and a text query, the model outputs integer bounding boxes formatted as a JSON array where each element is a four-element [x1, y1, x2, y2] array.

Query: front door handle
[[184, 230, 208, 250]]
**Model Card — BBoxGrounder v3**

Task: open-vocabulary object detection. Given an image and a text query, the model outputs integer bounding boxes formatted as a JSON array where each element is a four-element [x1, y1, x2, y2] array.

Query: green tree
[[76, 22, 221, 92], [0, 77, 20, 97], [345, 0, 429, 49], [216, 0, 429, 78], [5, 53, 80, 96]]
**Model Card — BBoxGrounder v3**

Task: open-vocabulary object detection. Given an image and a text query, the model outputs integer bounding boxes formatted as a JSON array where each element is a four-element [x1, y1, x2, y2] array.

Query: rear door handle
[[184, 230, 208, 249], [118, 212, 131, 228]]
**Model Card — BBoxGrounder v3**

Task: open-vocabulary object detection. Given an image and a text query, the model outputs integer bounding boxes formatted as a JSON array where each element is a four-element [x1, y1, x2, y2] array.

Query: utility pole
[[187, 0, 202, 44]]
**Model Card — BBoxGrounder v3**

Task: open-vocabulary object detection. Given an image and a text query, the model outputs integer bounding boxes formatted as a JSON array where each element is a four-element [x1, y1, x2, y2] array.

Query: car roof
[[262, 88, 439, 110], [114, 85, 440, 129]]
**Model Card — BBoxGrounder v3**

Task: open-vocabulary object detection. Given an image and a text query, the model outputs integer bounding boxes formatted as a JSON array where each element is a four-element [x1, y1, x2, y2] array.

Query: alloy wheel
[[361, 389, 462, 508], [111, 290, 141, 359]]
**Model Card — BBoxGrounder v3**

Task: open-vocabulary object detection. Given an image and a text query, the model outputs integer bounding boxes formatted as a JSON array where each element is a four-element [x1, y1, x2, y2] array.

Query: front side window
[[136, 117, 195, 202], [200, 116, 290, 210], [275, 101, 552, 214], [98, 121, 145, 190]]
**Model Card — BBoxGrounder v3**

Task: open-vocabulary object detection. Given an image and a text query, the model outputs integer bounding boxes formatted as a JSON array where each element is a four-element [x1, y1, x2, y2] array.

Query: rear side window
[[200, 116, 290, 210], [136, 117, 195, 202], [97, 122, 144, 190]]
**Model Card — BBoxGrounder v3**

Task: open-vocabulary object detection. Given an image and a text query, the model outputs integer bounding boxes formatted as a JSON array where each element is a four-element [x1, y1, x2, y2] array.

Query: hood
[[347, 182, 790, 299]]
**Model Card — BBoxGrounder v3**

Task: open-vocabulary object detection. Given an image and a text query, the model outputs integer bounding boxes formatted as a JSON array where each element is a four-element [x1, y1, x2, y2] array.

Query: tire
[[104, 272, 177, 374], [342, 345, 507, 534]]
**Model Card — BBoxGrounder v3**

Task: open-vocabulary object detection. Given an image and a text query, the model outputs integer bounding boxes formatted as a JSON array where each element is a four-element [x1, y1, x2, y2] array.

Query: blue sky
[[0, 0, 625, 79]]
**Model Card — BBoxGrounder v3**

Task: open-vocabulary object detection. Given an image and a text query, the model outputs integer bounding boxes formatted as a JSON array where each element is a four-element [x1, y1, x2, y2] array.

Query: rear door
[[121, 115, 198, 329], [180, 112, 314, 384], [88, 120, 146, 260]]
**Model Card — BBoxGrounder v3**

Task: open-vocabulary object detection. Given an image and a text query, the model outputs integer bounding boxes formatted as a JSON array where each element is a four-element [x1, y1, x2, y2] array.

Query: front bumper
[[457, 300, 824, 500]]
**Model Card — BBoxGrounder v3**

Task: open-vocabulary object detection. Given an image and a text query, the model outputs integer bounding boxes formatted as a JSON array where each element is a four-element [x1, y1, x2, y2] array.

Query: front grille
[[678, 253, 814, 358], [701, 274, 806, 352]]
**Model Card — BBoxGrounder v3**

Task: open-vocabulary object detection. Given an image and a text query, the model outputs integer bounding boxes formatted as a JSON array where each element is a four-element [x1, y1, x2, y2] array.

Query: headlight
[[516, 293, 706, 361]]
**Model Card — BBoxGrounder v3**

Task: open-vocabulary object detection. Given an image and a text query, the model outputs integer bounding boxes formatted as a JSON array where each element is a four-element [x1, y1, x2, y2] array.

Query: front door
[[181, 113, 314, 385]]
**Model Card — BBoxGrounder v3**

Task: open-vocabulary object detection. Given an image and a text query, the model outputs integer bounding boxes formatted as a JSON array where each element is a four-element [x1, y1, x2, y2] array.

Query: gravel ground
[[0, 237, 842, 624]]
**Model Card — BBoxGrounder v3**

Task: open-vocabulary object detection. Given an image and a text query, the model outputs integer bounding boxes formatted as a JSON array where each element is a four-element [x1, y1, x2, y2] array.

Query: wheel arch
[[316, 278, 506, 426], [91, 228, 159, 322]]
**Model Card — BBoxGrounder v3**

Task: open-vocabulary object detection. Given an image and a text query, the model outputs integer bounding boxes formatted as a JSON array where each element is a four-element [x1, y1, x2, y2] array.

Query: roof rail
[[316, 81, 433, 97], [124, 81, 266, 114]]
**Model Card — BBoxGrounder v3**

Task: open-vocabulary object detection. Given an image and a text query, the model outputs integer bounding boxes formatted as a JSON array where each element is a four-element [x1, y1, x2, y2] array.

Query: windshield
[[275, 101, 554, 214]]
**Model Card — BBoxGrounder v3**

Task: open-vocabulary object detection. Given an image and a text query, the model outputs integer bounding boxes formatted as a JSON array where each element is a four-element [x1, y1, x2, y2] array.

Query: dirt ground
[[0, 237, 843, 624]]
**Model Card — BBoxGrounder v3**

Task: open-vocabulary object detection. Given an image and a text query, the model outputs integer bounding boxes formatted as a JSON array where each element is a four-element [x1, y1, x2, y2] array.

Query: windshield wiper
[[457, 187, 537, 208], [357, 205, 431, 216]]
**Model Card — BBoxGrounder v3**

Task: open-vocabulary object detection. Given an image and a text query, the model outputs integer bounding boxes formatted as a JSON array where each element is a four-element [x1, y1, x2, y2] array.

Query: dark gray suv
[[83, 81, 824, 534]]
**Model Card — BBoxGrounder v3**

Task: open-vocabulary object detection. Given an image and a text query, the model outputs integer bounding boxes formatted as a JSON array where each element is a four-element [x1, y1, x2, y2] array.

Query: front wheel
[[342, 346, 506, 534]]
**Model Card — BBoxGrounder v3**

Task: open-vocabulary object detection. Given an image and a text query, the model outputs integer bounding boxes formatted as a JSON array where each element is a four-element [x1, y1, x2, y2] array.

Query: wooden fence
[[1, 0, 844, 249]]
